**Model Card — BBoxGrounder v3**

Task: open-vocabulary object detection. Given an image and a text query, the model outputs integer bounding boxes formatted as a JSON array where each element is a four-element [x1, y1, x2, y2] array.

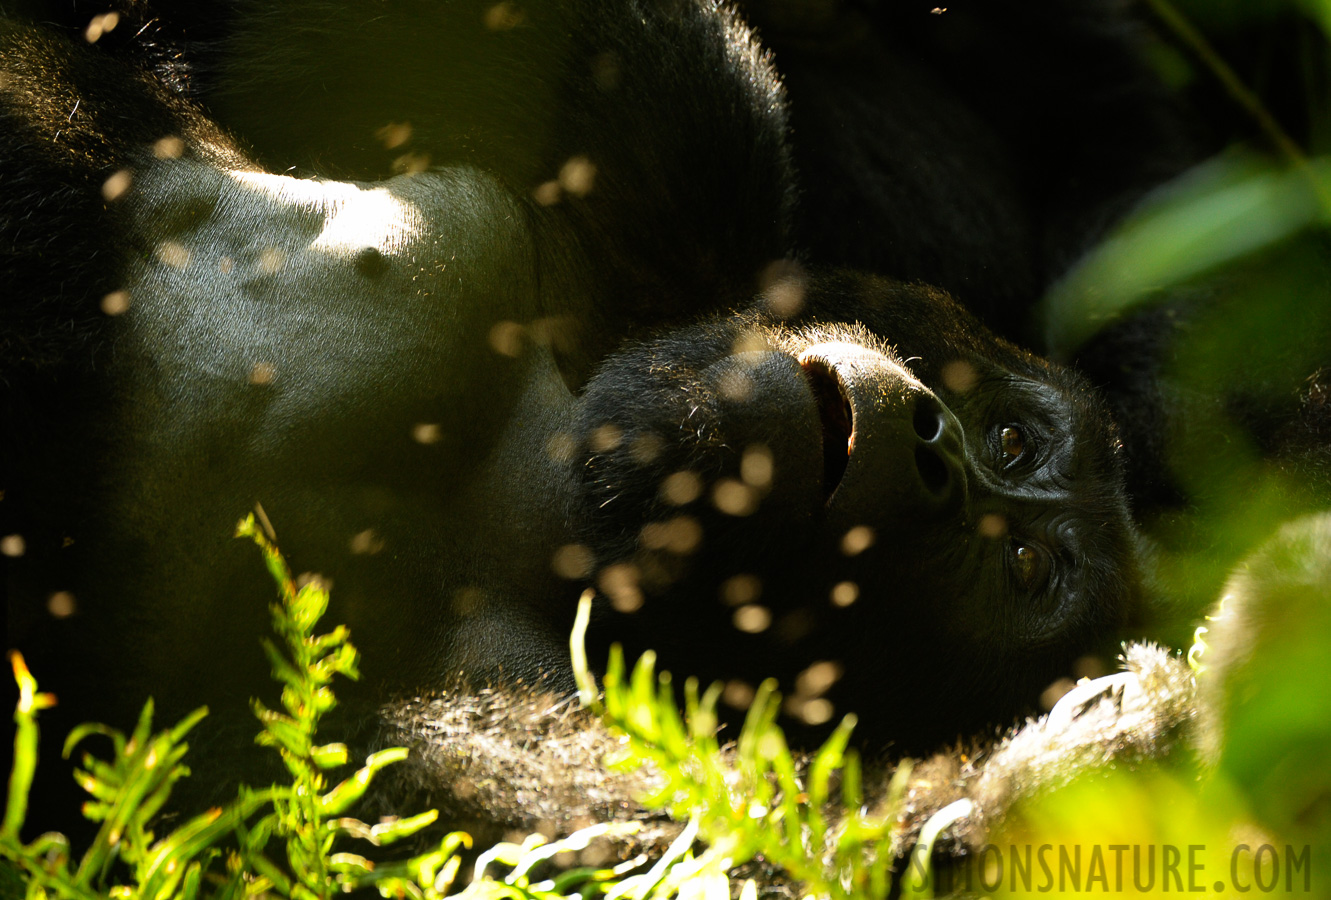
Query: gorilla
[[1, 0, 1165, 822]]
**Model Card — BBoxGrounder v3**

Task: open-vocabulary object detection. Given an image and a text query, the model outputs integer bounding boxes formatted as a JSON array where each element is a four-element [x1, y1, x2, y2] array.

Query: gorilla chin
[[573, 272, 1141, 749]]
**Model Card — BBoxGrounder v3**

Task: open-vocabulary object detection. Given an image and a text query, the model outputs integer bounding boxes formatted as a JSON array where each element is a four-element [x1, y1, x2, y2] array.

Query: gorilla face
[[572, 274, 1136, 745]]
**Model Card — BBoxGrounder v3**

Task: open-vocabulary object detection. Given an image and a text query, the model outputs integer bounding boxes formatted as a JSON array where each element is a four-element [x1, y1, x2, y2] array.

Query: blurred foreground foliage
[[1048, 149, 1331, 636], [2, 517, 467, 900], [1046, 0, 1331, 627], [1028, 0, 1331, 895], [976, 514, 1331, 898]]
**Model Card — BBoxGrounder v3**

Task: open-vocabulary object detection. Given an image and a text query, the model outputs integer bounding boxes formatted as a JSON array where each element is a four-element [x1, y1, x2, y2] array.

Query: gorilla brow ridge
[[765, 319, 903, 363]]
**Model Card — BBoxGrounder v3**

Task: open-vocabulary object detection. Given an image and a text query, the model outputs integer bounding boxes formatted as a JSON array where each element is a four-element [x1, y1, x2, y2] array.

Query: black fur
[[2, 0, 1194, 835]]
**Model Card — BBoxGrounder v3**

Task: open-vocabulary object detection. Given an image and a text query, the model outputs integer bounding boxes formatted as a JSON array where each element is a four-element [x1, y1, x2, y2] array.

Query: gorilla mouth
[[799, 358, 853, 500]]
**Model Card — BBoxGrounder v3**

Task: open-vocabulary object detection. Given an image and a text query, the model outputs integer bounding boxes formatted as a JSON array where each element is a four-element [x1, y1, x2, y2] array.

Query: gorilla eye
[[999, 426, 1025, 465], [1011, 542, 1049, 592]]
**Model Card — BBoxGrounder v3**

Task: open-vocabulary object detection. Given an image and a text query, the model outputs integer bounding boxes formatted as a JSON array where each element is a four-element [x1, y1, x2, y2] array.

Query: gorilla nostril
[[912, 399, 945, 442], [799, 359, 852, 501], [915, 444, 950, 496]]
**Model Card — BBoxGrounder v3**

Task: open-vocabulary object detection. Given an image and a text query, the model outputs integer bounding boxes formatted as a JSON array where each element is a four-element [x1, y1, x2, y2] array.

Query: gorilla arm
[[369, 641, 1197, 866]]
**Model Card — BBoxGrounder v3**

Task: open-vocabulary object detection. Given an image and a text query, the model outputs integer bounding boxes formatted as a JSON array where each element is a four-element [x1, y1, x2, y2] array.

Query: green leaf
[[317, 749, 409, 816], [291, 582, 330, 632], [310, 743, 349, 769], [368, 810, 439, 846], [253, 705, 310, 757]]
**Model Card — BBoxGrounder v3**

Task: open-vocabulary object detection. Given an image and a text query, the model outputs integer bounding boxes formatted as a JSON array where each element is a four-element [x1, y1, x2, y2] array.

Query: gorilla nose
[[798, 342, 965, 516], [909, 392, 965, 506]]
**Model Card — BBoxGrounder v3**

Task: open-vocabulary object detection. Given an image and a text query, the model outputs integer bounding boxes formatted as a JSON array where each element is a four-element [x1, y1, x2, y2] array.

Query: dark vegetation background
[[1019, 0, 1331, 886], [1063, 0, 1331, 636]]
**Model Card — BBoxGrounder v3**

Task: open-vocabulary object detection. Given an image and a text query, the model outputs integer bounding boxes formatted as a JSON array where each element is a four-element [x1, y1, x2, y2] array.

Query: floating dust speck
[[528, 316, 577, 353], [941, 359, 978, 393], [977, 513, 1007, 539], [249, 362, 277, 385], [84, 11, 120, 42], [628, 432, 664, 464], [661, 471, 702, 505], [1040, 677, 1076, 711], [156, 241, 191, 270], [758, 259, 807, 319], [391, 152, 430, 175], [558, 156, 596, 197], [153, 135, 184, 159], [295, 572, 329, 593], [101, 169, 132, 201], [721, 573, 761, 606], [829, 580, 859, 607], [257, 248, 285, 274], [599, 563, 643, 613], [731, 332, 773, 356], [840, 525, 876, 556], [713, 479, 757, 516], [1, 534, 25, 558], [589, 424, 623, 453], [795, 660, 844, 698], [741, 444, 773, 488], [488, 320, 525, 357], [412, 423, 443, 445], [717, 367, 754, 402], [722, 679, 756, 710], [552, 544, 595, 579], [376, 121, 413, 149], [545, 432, 577, 464], [48, 591, 76, 618], [733, 604, 771, 633], [219, 256, 234, 274], [349, 529, 385, 555], [640, 516, 702, 554], [784, 696, 834, 726], [484, 1, 524, 30], [100, 290, 130, 316], [532, 180, 561, 206], [764, 280, 804, 318]]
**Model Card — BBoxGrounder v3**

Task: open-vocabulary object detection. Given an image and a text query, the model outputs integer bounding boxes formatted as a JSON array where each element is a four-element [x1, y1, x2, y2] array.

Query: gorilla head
[[571, 273, 1137, 747]]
